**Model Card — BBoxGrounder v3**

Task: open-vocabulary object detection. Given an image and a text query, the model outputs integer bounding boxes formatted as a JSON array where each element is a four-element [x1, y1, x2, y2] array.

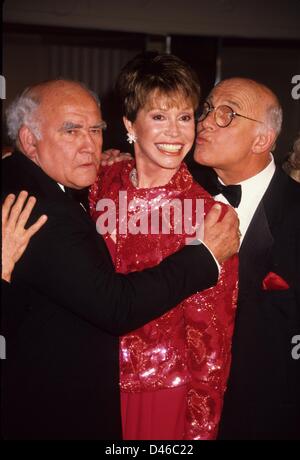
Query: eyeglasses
[[197, 101, 263, 128]]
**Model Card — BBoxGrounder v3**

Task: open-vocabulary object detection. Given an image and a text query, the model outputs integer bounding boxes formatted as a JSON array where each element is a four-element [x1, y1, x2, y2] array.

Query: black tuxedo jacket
[[1, 152, 218, 440], [190, 163, 300, 439]]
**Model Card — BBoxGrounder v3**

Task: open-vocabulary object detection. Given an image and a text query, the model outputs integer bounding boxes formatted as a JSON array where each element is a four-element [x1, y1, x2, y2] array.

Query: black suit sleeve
[[12, 200, 218, 335], [1, 279, 31, 338]]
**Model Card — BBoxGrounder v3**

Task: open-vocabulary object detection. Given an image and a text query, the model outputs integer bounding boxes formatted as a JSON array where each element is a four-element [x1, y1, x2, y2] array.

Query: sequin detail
[[89, 161, 238, 439]]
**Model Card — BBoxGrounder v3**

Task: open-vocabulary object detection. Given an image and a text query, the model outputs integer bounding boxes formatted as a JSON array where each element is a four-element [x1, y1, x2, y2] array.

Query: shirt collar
[[237, 154, 275, 192], [57, 182, 66, 192], [217, 154, 275, 201]]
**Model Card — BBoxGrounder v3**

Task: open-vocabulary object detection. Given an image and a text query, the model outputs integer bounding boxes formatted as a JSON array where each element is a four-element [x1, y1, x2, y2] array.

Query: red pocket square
[[262, 271, 290, 291]]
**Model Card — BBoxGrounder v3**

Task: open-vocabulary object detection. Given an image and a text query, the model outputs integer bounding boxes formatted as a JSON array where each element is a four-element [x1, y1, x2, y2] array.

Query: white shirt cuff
[[202, 241, 221, 276], [188, 239, 221, 277]]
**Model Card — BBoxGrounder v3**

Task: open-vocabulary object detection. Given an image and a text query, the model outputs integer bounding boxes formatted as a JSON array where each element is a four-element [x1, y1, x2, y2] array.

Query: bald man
[[191, 78, 300, 439], [1, 79, 239, 440]]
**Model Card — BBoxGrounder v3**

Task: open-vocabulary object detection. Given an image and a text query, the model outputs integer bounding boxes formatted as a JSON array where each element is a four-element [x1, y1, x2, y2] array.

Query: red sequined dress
[[89, 160, 238, 440]]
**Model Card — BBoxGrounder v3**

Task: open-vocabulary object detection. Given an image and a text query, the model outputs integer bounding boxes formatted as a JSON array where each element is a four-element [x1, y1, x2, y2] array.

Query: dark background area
[[2, 0, 300, 163]]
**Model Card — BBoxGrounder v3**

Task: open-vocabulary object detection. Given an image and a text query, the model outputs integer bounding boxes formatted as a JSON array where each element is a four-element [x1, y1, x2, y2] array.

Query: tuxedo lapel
[[3, 151, 67, 200], [239, 201, 274, 292], [238, 168, 286, 293], [189, 163, 291, 292], [217, 166, 300, 440], [189, 161, 277, 289], [3, 151, 90, 217]]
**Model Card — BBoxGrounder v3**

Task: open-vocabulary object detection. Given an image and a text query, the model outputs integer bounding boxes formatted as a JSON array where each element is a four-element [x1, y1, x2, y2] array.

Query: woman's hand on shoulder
[[101, 148, 133, 166]]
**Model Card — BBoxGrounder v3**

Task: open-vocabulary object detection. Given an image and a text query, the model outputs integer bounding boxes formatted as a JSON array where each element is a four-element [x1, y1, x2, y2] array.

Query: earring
[[126, 132, 137, 144]]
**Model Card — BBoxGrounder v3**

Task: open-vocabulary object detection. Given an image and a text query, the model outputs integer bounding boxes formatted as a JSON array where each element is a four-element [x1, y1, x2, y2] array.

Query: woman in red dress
[[90, 53, 238, 440]]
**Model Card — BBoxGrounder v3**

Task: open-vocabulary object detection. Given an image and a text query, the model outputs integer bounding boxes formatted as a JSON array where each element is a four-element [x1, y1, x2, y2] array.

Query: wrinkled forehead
[[38, 88, 102, 124], [144, 89, 194, 111], [208, 81, 260, 113], [45, 87, 99, 109]]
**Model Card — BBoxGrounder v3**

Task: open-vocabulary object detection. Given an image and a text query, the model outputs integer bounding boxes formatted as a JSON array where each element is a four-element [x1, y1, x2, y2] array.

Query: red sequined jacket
[[89, 161, 238, 439]]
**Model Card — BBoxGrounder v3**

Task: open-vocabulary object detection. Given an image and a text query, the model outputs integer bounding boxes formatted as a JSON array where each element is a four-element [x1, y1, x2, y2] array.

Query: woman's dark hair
[[116, 52, 201, 121]]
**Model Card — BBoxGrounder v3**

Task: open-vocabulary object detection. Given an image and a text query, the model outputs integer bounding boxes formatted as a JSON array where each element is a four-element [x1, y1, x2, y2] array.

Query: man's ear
[[252, 128, 276, 154], [18, 125, 39, 162]]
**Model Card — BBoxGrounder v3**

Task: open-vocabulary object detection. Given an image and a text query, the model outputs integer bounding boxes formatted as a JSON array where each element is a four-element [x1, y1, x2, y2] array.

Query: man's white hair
[[6, 89, 42, 144], [264, 104, 283, 138], [257, 103, 283, 152]]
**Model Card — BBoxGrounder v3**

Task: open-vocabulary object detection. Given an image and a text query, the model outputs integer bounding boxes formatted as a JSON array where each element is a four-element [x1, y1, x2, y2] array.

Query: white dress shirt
[[214, 155, 276, 245], [57, 182, 65, 192]]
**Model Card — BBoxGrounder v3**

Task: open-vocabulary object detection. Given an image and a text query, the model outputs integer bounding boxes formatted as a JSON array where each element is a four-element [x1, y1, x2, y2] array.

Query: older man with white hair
[[191, 77, 300, 440]]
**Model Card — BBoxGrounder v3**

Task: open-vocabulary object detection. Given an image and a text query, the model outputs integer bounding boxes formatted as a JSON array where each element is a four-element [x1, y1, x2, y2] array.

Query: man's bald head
[[213, 77, 282, 139], [23, 79, 100, 106], [195, 77, 282, 183], [6, 79, 100, 146]]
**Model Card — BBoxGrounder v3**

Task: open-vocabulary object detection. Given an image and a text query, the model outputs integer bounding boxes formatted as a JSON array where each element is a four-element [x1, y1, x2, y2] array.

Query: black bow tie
[[64, 186, 89, 210], [202, 175, 242, 208], [212, 180, 242, 208], [188, 164, 242, 207]]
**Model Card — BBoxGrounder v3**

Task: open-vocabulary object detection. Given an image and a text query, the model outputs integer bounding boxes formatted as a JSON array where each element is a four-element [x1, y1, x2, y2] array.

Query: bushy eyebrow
[[60, 121, 103, 130], [91, 123, 106, 129], [61, 122, 82, 130]]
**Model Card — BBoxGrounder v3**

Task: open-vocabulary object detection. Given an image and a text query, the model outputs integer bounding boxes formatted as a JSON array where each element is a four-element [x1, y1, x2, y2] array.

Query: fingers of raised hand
[[26, 214, 48, 238], [2, 191, 29, 228], [17, 195, 47, 237], [2, 193, 17, 224], [2, 191, 47, 236], [17, 196, 37, 227]]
